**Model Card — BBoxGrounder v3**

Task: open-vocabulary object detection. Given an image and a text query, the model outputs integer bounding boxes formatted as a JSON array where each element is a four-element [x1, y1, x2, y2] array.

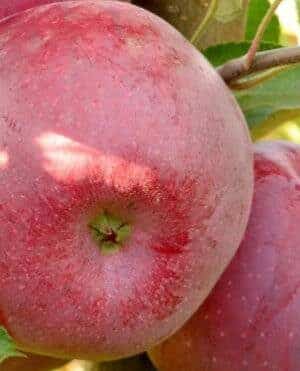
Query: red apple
[[0, 354, 66, 371], [0, 0, 253, 361], [150, 140, 300, 371]]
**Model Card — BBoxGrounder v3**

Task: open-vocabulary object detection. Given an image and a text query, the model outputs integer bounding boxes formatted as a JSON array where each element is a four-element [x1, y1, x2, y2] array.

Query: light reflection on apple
[[36, 132, 155, 191], [0, 150, 9, 170]]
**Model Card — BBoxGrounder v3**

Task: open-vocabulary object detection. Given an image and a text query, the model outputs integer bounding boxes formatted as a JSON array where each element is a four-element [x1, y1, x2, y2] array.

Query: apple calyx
[[88, 211, 131, 255]]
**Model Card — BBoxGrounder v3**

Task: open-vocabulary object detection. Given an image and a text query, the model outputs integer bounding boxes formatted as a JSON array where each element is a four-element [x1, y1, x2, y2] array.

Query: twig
[[245, 0, 283, 69], [218, 46, 300, 84], [190, 0, 219, 46]]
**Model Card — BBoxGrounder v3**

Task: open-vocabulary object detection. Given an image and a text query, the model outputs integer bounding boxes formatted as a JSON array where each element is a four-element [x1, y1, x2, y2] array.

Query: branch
[[190, 0, 219, 46], [245, 0, 283, 69], [218, 46, 300, 85]]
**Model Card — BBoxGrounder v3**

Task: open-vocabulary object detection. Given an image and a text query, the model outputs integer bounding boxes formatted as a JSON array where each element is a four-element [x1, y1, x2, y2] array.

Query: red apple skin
[[0, 0, 130, 19], [150, 140, 300, 371], [0, 0, 253, 361], [0, 354, 66, 371], [0, 0, 64, 19]]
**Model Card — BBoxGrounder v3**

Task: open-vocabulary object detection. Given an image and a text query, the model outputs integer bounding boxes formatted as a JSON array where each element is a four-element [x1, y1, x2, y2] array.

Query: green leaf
[[296, 0, 300, 20], [203, 41, 281, 67], [245, 0, 280, 43], [215, 0, 243, 23], [0, 327, 25, 363], [235, 65, 300, 132], [133, 0, 249, 49]]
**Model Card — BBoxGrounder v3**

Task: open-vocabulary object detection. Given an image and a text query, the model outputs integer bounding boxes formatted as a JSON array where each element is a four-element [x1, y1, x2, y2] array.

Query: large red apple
[[0, 0, 253, 361], [150, 140, 300, 371]]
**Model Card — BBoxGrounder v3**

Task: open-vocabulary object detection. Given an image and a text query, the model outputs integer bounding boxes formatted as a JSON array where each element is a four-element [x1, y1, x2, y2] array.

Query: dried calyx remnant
[[88, 211, 131, 254]]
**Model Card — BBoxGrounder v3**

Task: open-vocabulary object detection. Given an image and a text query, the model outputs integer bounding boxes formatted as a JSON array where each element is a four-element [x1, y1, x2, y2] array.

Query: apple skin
[[0, 0, 253, 361], [149, 140, 300, 371], [0, 0, 130, 19], [0, 0, 64, 19], [0, 354, 66, 371]]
